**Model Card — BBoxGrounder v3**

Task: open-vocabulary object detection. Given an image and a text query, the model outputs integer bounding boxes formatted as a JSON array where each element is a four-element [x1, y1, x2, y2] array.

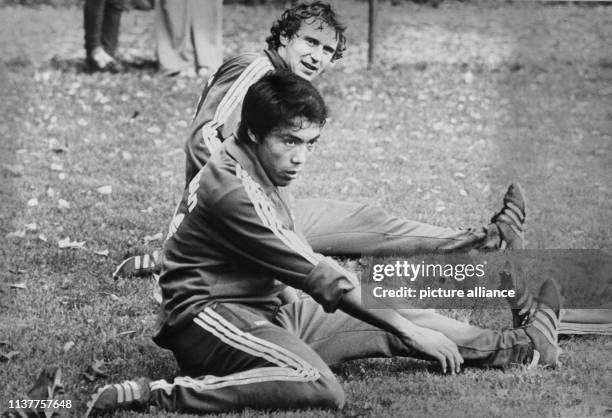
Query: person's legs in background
[[155, 0, 192, 76], [190, 0, 223, 78], [84, 0, 124, 72]]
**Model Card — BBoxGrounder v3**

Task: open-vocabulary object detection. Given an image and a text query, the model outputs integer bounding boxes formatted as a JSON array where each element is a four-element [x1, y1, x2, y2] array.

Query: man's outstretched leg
[[275, 278, 561, 369], [295, 183, 526, 256]]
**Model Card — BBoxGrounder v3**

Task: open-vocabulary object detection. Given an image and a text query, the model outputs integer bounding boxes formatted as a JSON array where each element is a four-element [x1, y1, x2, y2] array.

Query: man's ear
[[279, 34, 289, 47], [247, 129, 259, 144]]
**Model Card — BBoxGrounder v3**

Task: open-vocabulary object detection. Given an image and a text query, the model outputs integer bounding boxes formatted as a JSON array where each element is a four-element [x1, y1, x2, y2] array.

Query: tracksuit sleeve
[[209, 182, 357, 313]]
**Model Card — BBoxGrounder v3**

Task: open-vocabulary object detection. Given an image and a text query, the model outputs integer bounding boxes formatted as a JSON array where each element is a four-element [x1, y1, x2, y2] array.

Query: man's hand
[[401, 326, 463, 374]]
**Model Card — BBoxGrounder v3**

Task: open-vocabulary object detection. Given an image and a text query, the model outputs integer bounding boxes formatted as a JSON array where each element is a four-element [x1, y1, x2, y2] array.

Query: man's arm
[[337, 286, 463, 374], [209, 179, 462, 373]]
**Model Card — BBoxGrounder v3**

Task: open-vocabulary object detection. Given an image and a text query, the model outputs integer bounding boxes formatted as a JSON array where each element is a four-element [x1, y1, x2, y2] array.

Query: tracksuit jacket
[[153, 137, 358, 348]]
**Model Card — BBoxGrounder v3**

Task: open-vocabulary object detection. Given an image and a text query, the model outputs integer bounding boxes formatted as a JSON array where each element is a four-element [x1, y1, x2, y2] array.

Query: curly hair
[[265, 1, 347, 62]]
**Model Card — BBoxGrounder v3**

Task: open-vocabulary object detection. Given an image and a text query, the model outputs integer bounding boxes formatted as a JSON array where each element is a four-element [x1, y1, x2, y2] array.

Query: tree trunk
[[368, 0, 378, 69]]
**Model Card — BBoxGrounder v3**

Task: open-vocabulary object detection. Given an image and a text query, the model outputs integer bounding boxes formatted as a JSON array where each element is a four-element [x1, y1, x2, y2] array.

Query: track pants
[[293, 198, 500, 256], [155, 0, 223, 75], [149, 299, 533, 413]]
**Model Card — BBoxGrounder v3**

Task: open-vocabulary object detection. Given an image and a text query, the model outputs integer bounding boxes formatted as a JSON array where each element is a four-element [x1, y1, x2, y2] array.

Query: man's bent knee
[[312, 371, 345, 409]]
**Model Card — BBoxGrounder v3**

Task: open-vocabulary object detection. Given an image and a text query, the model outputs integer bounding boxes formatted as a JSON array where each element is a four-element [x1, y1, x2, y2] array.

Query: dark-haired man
[[86, 72, 561, 416], [114, 1, 526, 279]]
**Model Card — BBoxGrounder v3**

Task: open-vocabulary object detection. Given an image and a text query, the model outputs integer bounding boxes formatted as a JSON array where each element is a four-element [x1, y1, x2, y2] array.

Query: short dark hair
[[266, 1, 347, 61], [237, 71, 327, 144]]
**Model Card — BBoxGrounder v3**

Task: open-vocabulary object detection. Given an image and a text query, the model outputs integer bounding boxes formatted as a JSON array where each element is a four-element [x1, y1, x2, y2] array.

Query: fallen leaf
[[147, 126, 161, 134], [121, 151, 133, 161], [57, 199, 70, 210], [47, 188, 55, 198], [38, 233, 48, 242], [9, 283, 26, 289], [58, 173, 66, 180], [50, 163, 63, 171], [82, 359, 107, 382], [62, 341, 75, 353], [143, 232, 163, 244], [1, 164, 24, 177], [96, 185, 112, 195], [27, 198, 39, 207], [58, 237, 86, 249], [162, 148, 183, 157], [94, 249, 109, 257], [109, 293, 120, 302], [6, 230, 26, 239], [116, 330, 137, 337], [463, 71, 475, 84], [0, 350, 20, 362]]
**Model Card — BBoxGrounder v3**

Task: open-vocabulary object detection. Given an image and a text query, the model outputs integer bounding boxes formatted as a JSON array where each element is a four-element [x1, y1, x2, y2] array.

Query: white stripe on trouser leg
[[134, 256, 141, 270], [149, 366, 321, 395], [143, 254, 150, 268]]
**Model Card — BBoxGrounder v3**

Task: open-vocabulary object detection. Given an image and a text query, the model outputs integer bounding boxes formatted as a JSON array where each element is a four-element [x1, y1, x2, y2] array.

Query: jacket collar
[[264, 49, 290, 72], [225, 135, 276, 195]]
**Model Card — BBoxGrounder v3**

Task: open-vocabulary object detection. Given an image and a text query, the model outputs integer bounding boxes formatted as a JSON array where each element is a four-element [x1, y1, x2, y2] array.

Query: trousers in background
[[148, 299, 532, 412], [155, 0, 223, 75], [83, 0, 125, 56]]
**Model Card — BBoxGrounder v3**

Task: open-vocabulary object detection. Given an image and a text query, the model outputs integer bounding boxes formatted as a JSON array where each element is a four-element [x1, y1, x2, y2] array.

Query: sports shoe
[[523, 279, 562, 367], [491, 183, 526, 249], [112, 251, 161, 279], [499, 260, 537, 328], [85, 378, 151, 417]]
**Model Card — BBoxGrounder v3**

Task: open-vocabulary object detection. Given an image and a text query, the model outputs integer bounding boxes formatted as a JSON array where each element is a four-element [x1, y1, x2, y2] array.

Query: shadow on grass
[[48, 56, 159, 75]]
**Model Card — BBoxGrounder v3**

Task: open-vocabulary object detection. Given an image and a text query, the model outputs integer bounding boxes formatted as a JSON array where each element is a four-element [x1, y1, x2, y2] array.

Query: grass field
[[1, 1, 611, 416]]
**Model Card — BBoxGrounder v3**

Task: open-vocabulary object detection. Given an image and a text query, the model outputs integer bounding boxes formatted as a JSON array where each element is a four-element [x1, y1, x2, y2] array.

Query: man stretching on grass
[[114, 1, 526, 279], [85, 72, 561, 416]]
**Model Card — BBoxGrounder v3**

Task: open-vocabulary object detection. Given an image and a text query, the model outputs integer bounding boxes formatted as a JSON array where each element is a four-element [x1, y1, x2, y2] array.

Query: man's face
[[252, 118, 321, 187], [278, 19, 338, 81]]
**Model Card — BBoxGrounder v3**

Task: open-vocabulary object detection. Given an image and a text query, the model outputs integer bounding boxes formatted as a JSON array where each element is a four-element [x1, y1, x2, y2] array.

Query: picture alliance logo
[[371, 260, 488, 282]]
